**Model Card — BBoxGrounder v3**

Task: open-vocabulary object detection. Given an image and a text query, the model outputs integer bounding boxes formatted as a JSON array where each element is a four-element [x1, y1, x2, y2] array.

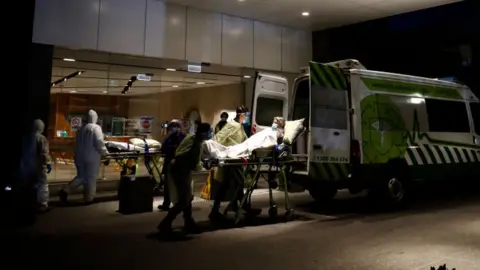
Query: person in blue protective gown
[[156, 123, 211, 234], [19, 119, 52, 213], [158, 120, 186, 211], [59, 110, 109, 204]]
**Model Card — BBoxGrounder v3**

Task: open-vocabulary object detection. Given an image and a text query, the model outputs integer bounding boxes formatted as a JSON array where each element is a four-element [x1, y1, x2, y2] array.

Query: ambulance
[[250, 59, 480, 205]]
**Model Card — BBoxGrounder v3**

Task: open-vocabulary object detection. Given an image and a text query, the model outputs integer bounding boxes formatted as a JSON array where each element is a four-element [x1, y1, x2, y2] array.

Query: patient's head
[[273, 117, 285, 129]]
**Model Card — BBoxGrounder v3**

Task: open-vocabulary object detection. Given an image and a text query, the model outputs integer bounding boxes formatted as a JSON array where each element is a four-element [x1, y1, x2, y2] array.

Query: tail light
[[350, 139, 360, 164]]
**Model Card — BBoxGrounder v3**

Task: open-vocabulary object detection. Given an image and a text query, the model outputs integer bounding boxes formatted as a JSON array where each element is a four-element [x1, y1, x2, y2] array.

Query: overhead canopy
[[166, 0, 461, 30]]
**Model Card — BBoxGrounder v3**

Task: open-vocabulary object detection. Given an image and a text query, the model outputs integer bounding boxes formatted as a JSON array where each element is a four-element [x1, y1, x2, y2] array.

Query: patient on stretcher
[[203, 117, 303, 159], [105, 137, 161, 153]]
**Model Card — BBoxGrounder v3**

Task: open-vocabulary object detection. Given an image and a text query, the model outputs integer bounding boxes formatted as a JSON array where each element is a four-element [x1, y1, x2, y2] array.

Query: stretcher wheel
[[268, 205, 278, 219], [285, 209, 295, 221]]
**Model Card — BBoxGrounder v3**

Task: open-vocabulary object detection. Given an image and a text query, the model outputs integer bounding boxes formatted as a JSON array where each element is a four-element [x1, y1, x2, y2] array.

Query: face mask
[[221, 118, 227, 122], [171, 127, 178, 133], [243, 118, 250, 125], [272, 123, 278, 130]]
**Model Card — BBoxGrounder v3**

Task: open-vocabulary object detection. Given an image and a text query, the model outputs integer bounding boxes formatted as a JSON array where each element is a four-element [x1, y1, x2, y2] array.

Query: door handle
[[333, 131, 340, 136]]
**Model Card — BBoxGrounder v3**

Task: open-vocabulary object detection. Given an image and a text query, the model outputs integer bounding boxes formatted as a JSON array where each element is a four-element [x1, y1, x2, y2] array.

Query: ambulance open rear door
[[251, 72, 289, 135]]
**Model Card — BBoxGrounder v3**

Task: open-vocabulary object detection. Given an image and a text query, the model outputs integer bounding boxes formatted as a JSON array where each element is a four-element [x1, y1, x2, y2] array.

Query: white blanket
[[204, 128, 278, 159], [105, 141, 161, 153]]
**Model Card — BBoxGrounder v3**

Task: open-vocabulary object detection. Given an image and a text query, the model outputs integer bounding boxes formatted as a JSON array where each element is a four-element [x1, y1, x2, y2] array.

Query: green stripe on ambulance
[[310, 162, 349, 181], [404, 144, 480, 165], [309, 61, 348, 91]]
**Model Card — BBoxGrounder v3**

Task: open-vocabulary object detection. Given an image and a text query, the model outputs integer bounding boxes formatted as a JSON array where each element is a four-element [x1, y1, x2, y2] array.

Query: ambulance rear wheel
[[369, 174, 409, 208], [308, 182, 337, 202]]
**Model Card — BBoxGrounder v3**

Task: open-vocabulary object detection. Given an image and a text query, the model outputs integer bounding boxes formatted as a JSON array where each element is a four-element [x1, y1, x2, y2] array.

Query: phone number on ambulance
[[313, 156, 349, 162]]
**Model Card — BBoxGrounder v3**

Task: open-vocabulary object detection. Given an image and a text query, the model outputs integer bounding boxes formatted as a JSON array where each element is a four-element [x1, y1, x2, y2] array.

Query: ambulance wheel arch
[[251, 73, 289, 134]]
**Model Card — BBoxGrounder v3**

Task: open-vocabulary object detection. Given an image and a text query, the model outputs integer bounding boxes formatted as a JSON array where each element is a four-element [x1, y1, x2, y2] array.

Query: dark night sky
[[312, 1, 476, 92]]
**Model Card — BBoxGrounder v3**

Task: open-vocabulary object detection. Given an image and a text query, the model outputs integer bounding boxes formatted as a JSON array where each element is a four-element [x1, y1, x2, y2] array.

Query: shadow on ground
[[295, 180, 480, 221], [146, 214, 313, 242]]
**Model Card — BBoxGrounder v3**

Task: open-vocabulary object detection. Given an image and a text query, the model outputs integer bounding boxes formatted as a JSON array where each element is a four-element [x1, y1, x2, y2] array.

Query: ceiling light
[[69, 90, 76, 93], [243, 75, 251, 78], [238, 0, 245, 2], [63, 58, 75, 62], [102, 90, 108, 94], [302, 12, 309, 16], [172, 85, 179, 88], [196, 82, 205, 85], [166, 68, 176, 71]]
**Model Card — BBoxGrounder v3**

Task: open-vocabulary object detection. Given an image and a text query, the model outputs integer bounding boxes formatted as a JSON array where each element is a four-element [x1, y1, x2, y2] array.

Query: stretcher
[[104, 143, 165, 191], [202, 144, 307, 224]]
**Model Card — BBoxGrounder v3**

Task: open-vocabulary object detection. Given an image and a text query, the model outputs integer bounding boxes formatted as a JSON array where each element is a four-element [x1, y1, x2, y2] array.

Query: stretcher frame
[[203, 146, 307, 224], [104, 150, 165, 190]]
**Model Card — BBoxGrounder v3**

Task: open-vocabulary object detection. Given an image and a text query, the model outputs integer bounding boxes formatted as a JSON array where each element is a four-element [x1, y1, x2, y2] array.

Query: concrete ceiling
[[51, 48, 251, 96], [165, 0, 462, 30]]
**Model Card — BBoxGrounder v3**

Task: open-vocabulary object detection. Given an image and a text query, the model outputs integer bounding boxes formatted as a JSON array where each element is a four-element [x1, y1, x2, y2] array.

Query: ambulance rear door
[[251, 72, 289, 135]]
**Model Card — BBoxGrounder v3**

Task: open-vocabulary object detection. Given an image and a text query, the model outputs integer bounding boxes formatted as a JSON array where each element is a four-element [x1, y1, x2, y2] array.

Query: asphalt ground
[[2, 180, 479, 270]]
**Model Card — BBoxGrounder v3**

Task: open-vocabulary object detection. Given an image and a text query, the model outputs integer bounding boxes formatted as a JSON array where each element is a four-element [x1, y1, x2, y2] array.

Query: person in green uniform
[[156, 123, 211, 234], [209, 106, 261, 221]]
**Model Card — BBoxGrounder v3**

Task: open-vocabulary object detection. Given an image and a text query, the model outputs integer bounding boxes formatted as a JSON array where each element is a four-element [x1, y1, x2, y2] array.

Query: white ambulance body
[[250, 60, 480, 204]]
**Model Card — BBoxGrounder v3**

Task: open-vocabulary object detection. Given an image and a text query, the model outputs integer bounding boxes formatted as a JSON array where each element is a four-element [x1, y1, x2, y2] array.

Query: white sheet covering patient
[[204, 127, 278, 159]]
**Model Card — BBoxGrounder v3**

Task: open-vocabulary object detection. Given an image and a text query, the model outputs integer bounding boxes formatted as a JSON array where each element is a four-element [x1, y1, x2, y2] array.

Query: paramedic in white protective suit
[[19, 119, 52, 213], [59, 110, 109, 204]]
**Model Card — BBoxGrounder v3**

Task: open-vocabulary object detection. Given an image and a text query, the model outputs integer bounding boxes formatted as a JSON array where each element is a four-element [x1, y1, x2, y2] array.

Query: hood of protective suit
[[33, 119, 45, 133], [88, 110, 98, 124]]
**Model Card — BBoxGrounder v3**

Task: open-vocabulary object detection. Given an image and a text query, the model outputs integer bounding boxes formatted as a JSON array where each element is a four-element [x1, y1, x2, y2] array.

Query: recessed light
[[63, 58, 75, 62], [238, 0, 245, 2], [172, 85, 179, 88], [69, 90, 76, 93], [243, 75, 251, 78], [302, 12, 309, 16], [166, 68, 176, 71], [196, 82, 205, 85], [102, 90, 108, 94]]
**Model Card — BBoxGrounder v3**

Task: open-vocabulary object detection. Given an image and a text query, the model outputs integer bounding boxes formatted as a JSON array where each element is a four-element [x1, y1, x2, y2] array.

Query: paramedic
[[214, 112, 229, 134], [209, 106, 261, 221], [158, 120, 186, 211], [157, 123, 211, 234], [59, 110, 109, 204], [19, 119, 52, 213]]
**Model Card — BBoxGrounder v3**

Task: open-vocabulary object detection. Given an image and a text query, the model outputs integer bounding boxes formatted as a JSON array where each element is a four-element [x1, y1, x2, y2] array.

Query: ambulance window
[[293, 79, 309, 122], [255, 97, 283, 126], [311, 88, 348, 130], [425, 99, 470, 133], [470, 103, 480, 134]]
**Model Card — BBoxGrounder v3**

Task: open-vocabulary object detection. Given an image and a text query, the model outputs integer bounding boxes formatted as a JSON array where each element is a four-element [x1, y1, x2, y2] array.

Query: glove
[[46, 164, 52, 173]]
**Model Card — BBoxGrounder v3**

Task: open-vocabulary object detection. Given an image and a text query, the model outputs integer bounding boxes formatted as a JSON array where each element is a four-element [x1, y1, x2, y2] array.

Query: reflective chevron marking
[[405, 143, 480, 165], [309, 61, 348, 91], [309, 162, 349, 181]]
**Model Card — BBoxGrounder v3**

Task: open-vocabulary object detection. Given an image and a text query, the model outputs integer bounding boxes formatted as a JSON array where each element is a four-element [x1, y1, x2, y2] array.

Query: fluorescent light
[[196, 82, 205, 85], [172, 85, 179, 88], [166, 68, 176, 71], [408, 98, 424, 104], [63, 58, 75, 62], [243, 75, 251, 78], [302, 12, 309, 16], [69, 90, 76, 93]]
